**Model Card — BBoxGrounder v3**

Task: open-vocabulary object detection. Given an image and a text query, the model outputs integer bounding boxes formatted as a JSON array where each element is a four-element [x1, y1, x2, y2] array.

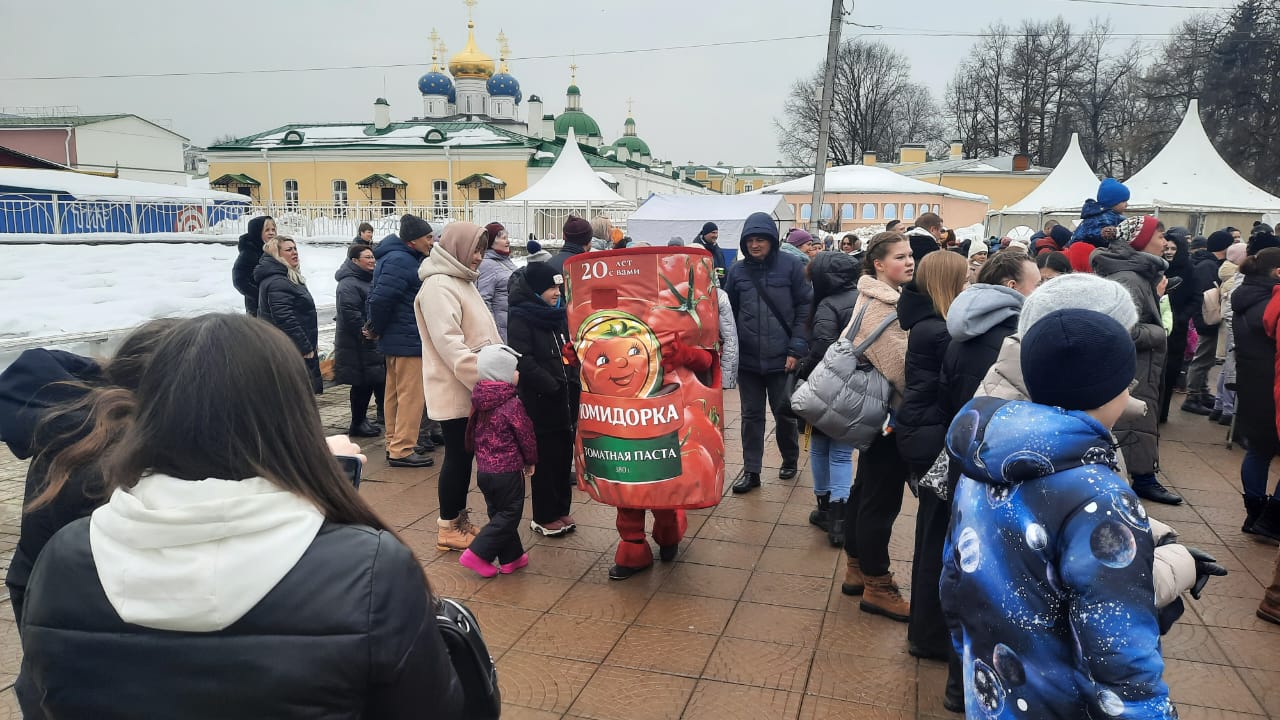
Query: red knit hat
[[1065, 241, 1096, 273], [1118, 215, 1159, 252]]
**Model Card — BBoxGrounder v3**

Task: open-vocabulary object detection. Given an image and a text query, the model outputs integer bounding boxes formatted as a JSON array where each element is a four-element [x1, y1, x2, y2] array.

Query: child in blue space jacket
[[941, 308, 1175, 720]]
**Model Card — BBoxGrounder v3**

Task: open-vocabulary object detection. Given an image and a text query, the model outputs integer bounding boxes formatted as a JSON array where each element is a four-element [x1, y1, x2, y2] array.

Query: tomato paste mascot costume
[[565, 247, 726, 580]]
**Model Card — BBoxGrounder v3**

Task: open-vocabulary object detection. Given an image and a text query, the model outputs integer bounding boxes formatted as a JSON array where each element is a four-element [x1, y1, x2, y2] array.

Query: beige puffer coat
[[845, 274, 908, 399], [415, 222, 502, 420]]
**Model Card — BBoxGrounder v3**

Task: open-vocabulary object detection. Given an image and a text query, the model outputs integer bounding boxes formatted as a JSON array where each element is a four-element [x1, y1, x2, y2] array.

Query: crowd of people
[[1, 185, 1279, 715]]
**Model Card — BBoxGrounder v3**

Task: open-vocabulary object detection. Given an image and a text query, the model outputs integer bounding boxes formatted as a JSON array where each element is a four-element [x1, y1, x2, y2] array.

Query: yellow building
[[869, 143, 1051, 211], [675, 162, 809, 195]]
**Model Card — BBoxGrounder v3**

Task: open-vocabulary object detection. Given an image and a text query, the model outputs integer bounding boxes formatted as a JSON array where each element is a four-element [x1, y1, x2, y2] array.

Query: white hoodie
[[89, 473, 325, 632]]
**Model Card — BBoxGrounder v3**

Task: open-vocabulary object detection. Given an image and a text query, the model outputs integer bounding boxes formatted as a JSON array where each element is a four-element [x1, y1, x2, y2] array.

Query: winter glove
[[661, 340, 713, 374], [561, 341, 579, 368], [1185, 546, 1229, 600]]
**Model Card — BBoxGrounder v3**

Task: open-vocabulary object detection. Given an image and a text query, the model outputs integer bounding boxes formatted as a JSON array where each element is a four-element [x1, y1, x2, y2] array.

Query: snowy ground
[[0, 240, 350, 342]]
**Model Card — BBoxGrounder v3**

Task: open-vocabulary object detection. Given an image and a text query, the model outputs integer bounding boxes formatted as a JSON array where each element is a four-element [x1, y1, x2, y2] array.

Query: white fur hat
[[1018, 274, 1140, 336]]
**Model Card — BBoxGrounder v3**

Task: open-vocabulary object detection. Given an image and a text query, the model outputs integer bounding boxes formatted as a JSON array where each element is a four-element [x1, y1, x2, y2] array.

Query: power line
[[0, 26, 1241, 82], [0, 33, 827, 82], [1062, 0, 1227, 8]]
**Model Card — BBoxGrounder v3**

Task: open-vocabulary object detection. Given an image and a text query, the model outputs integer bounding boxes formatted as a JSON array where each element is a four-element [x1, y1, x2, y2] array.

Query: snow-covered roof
[[0, 168, 251, 202], [999, 134, 1100, 213], [894, 155, 1051, 177], [756, 164, 989, 203], [212, 122, 524, 151], [504, 129, 628, 204], [629, 195, 796, 248], [1124, 100, 1280, 213], [595, 171, 619, 185]]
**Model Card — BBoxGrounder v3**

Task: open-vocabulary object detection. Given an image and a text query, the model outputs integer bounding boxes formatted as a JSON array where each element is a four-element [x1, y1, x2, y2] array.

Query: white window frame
[[283, 179, 299, 209], [432, 179, 449, 211]]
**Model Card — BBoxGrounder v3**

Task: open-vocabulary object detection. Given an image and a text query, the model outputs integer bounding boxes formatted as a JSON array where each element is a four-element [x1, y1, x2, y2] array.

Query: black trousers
[[738, 369, 799, 474], [844, 432, 908, 577], [470, 471, 526, 564], [1160, 317, 1189, 422], [531, 429, 574, 525], [349, 383, 385, 427], [908, 490, 953, 657], [439, 418, 473, 521]]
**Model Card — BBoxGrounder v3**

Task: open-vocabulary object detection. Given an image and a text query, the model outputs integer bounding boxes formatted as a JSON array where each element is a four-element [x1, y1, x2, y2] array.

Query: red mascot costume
[[564, 246, 726, 579]]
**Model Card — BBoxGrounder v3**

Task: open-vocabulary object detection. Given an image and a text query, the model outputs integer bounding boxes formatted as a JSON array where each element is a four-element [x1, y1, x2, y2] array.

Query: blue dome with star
[[418, 71, 453, 96], [486, 72, 522, 104]]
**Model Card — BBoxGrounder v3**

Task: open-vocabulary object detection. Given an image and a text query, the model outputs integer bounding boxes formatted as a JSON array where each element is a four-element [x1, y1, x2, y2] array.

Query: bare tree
[[776, 38, 942, 165]]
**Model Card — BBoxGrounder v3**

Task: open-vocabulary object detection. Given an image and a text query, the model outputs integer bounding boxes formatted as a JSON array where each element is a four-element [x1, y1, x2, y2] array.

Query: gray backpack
[[790, 301, 897, 451]]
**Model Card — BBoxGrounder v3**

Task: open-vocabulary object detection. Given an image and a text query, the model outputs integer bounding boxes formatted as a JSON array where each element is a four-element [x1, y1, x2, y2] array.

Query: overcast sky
[[0, 0, 1224, 166]]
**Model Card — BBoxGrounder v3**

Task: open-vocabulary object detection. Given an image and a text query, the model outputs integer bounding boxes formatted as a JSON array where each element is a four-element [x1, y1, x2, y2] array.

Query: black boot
[[1181, 394, 1212, 416], [827, 499, 846, 548], [348, 420, 381, 438], [809, 494, 830, 531], [942, 651, 964, 714], [1252, 497, 1280, 542], [1209, 407, 1223, 423], [1244, 494, 1267, 534], [732, 471, 761, 494]]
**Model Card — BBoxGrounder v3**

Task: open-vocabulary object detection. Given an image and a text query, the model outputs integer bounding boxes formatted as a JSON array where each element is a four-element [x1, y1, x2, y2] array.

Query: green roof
[[210, 173, 260, 187], [553, 111, 601, 138], [612, 135, 650, 157], [207, 121, 533, 151], [566, 85, 581, 96], [356, 173, 406, 187]]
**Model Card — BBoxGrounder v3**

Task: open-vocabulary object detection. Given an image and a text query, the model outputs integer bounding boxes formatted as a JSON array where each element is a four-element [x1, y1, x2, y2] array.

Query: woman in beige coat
[[840, 232, 914, 622], [416, 222, 502, 551]]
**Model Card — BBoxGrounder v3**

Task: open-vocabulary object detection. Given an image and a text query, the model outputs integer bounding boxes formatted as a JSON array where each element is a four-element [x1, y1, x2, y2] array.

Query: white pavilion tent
[[627, 195, 795, 259], [488, 128, 633, 241], [986, 134, 1100, 236], [1119, 100, 1280, 233]]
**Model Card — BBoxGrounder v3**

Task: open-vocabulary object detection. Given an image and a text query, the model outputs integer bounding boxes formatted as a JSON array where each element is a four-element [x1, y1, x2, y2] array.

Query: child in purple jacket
[[461, 345, 539, 577]]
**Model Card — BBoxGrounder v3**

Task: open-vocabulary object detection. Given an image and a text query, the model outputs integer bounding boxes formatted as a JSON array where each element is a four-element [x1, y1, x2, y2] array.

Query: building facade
[[0, 114, 189, 185]]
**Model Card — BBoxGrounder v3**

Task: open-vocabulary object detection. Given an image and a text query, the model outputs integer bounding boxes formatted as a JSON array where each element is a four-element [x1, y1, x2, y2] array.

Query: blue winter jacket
[[941, 398, 1174, 720], [1070, 199, 1126, 248], [366, 234, 426, 357], [724, 213, 812, 374]]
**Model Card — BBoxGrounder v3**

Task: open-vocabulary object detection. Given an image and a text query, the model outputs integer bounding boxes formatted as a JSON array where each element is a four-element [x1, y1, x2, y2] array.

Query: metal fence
[[0, 196, 634, 241], [0, 197, 247, 234]]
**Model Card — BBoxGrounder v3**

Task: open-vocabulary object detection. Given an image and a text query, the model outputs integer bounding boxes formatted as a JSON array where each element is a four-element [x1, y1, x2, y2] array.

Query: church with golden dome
[[205, 1, 736, 210]]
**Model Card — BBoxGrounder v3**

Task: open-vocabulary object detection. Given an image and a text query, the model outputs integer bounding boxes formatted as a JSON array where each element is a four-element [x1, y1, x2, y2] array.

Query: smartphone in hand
[[336, 455, 363, 488]]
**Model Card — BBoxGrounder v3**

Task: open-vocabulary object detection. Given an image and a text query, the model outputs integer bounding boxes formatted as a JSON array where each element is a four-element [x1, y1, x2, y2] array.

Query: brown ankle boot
[[456, 508, 481, 539], [861, 572, 910, 622], [1260, 550, 1280, 626], [436, 514, 476, 551], [841, 556, 865, 596]]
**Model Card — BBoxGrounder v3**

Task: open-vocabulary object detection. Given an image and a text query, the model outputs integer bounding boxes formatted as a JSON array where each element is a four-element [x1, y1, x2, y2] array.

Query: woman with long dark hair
[[0, 319, 179, 625], [1232, 248, 1280, 539], [840, 232, 914, 621], [15, 314, 463, 718], [1160, 227, 1199, 423]]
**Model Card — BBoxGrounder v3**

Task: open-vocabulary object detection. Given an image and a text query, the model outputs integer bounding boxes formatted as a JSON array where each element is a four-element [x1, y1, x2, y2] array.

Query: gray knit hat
[[1017, 274, 1139, 337], [476, 344, 521, 384]]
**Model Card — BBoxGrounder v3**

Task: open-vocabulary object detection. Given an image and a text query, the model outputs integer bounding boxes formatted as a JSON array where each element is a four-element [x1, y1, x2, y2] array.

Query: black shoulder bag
[[747, 270, 802, 415], [436, 597, 501, 719]]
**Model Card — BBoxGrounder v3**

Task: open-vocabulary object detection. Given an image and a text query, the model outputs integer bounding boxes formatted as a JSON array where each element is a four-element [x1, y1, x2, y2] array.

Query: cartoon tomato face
[[582, 336, 653, 397]]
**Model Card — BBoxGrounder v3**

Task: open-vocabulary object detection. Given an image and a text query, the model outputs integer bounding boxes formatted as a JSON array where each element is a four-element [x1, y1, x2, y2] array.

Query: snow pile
[[0, 241, 349, 341]]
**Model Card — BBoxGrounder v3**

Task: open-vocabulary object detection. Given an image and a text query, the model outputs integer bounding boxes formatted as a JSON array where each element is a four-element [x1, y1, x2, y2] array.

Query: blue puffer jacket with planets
[[940, 397, 1175, 720]]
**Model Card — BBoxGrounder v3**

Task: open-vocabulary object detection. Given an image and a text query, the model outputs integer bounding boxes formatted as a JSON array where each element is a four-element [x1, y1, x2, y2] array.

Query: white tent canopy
[[1124, 100, 1280, 214], [999, 134, 1099, 213], [505, 128, 628, 205], [756, 164, 989, 203], [627, 195, 795, 247]]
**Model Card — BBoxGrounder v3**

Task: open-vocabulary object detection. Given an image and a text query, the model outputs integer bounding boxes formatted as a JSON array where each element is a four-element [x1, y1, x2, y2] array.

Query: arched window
[[932, 204, 941, 214], [861, 203, 876, 220], [841, 203, 855, 220], [822, 204, 833, 220], [883, 204, 897, 220], [903, 203, 916, 220], [801, 203, 812, 220]]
